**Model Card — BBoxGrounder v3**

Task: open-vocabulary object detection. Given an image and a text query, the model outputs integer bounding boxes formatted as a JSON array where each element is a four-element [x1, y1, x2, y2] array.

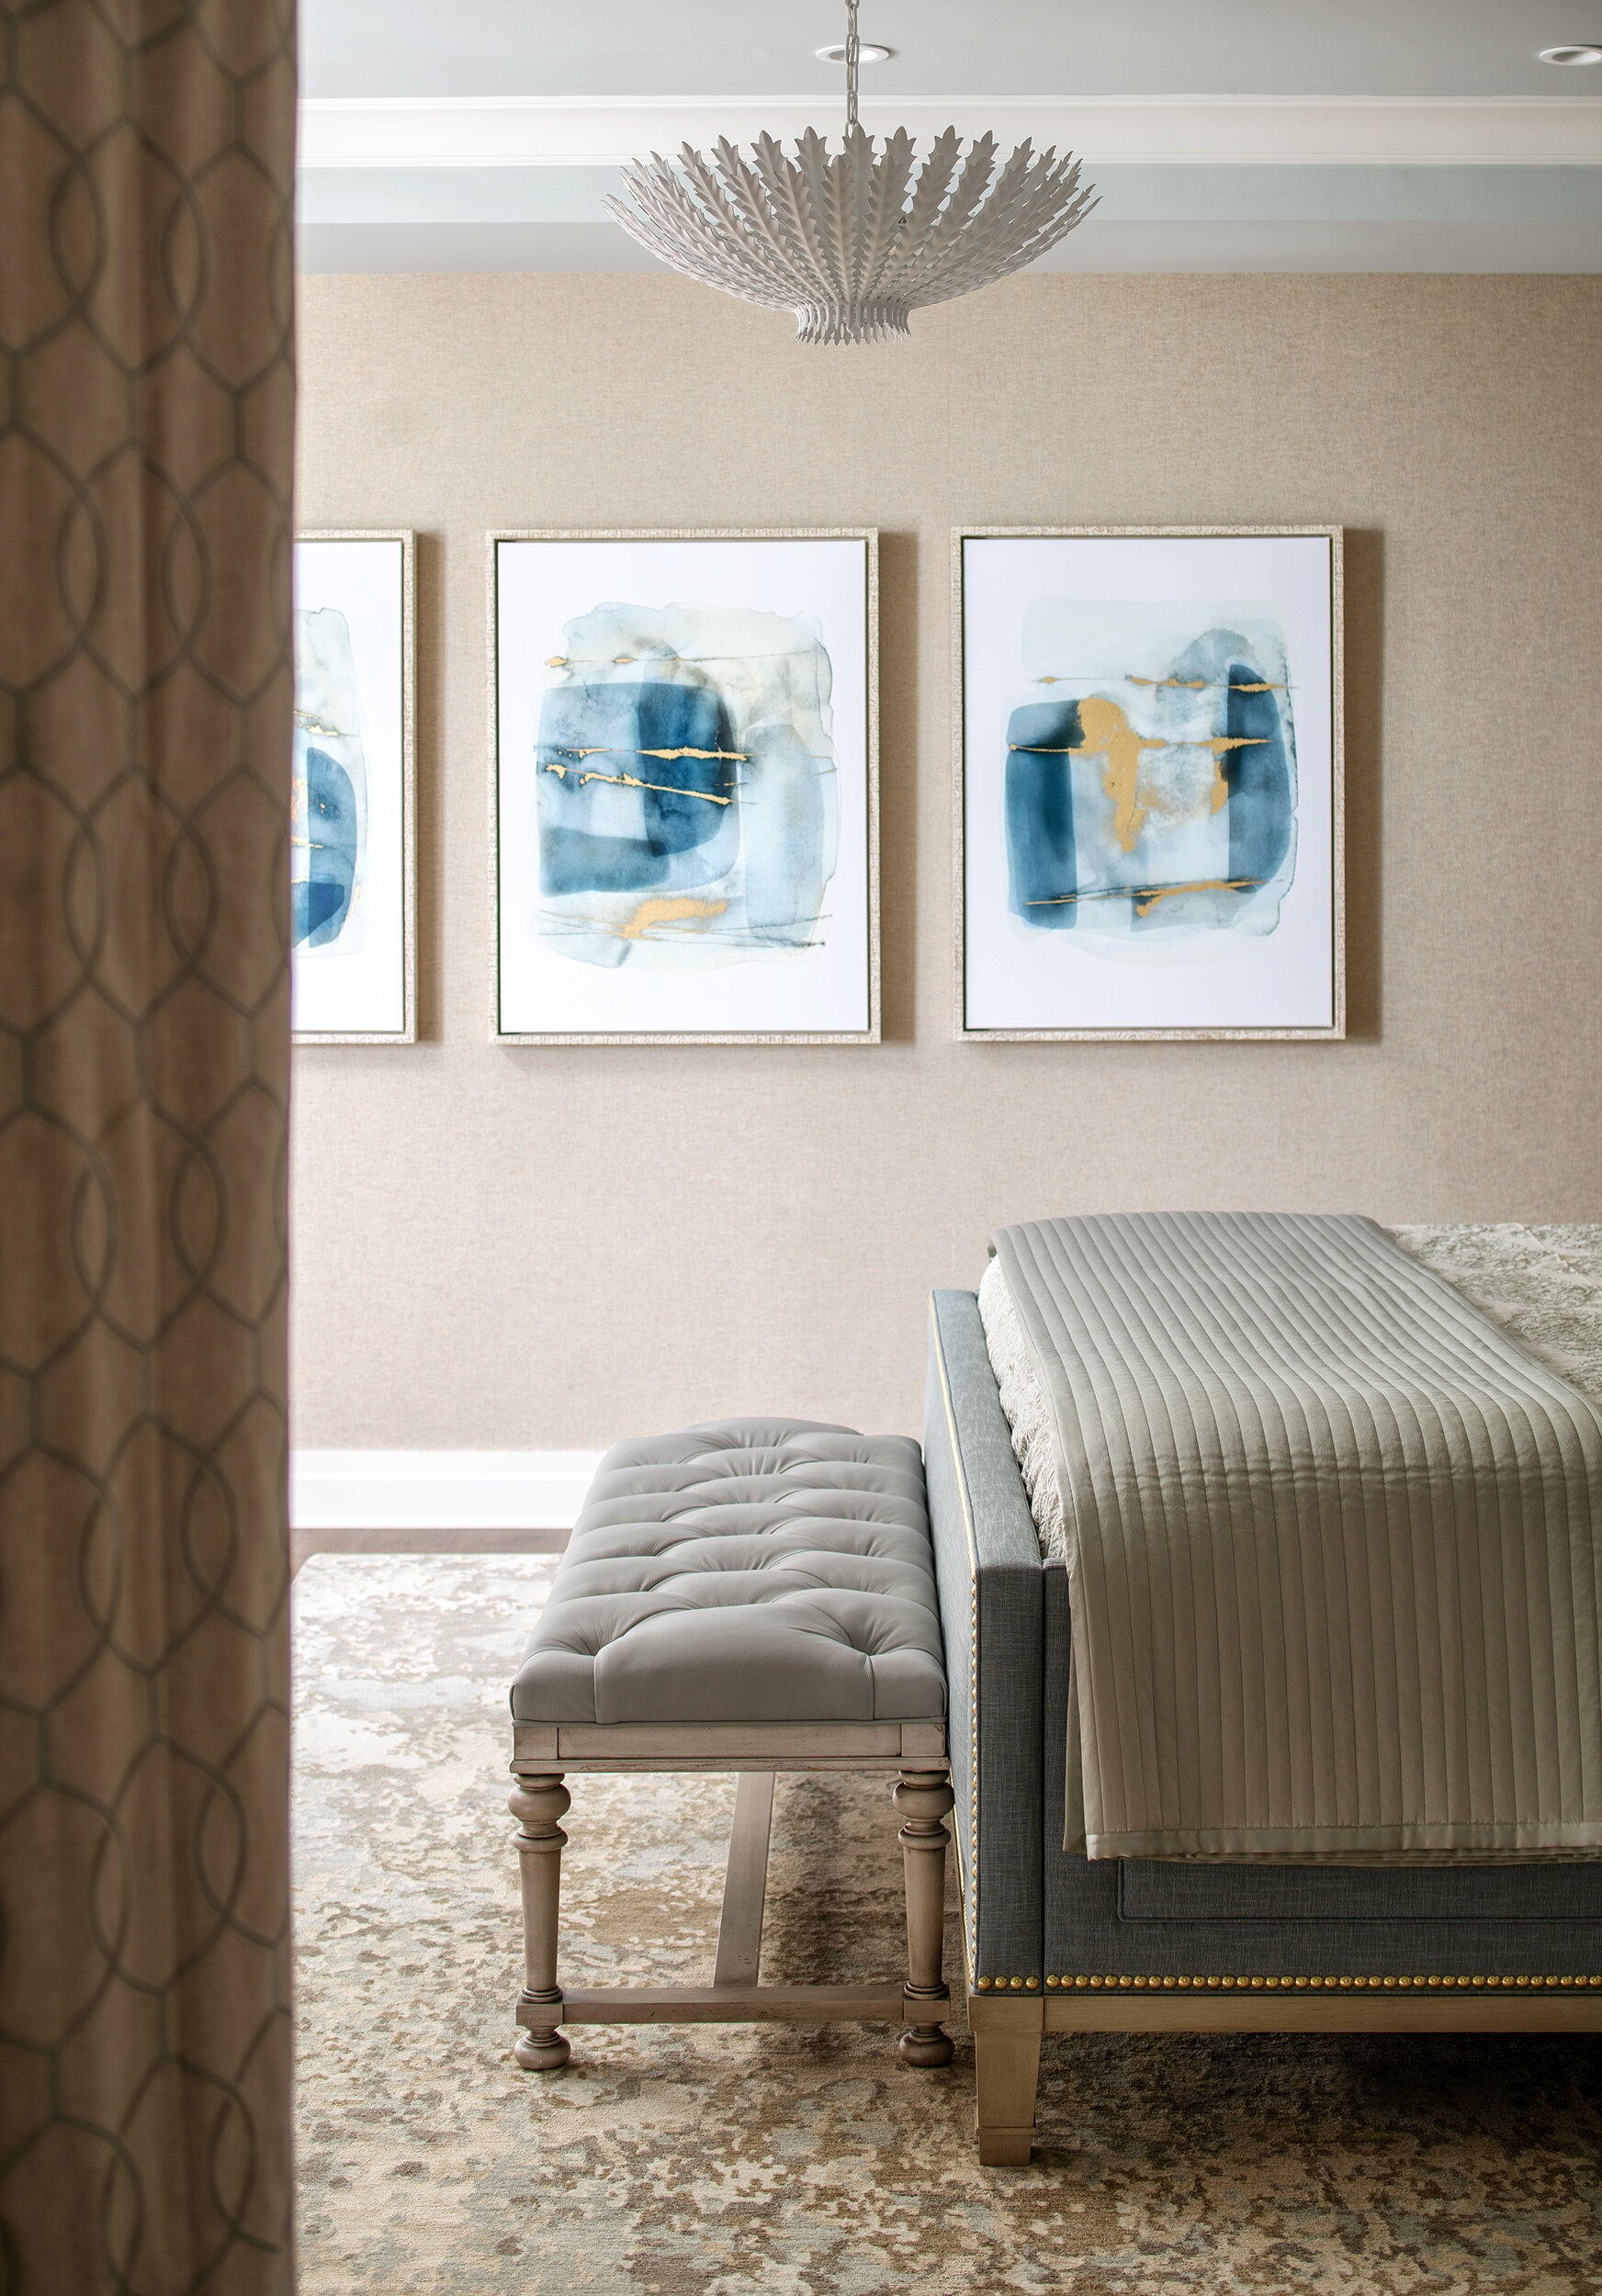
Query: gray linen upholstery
[[995, 1211, 1602, 1862], [925, 1295, 1045, 1987], [931, 1286, 1602, 1983], [1046, 1840, 1602, 1986], [512, 1419, 945, 1726]]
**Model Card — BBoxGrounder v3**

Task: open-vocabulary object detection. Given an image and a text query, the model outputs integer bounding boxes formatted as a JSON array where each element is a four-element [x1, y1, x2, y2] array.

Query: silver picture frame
[[291, 528, 417, 1045], [489, 528, 880, 1045], [954, 524, 1346, 1042]]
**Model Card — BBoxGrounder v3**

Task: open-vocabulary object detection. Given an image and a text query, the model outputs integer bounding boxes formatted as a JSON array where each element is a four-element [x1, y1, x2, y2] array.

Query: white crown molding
[[299, 95, 1602, 170], [291, 1448, 604, 1529]]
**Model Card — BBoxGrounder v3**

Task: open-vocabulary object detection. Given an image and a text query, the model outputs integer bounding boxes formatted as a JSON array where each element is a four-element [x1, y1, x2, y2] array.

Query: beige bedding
[[985, 1212, 1602, 1863]]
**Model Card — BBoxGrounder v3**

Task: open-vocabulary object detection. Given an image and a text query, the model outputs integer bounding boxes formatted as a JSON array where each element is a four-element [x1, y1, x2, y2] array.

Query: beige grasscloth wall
[[292, 272, 1600, 1449]]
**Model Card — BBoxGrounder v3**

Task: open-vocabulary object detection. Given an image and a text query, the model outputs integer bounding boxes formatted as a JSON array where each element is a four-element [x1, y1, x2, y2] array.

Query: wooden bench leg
[[715, 1772, 775, 1987], [510, 1771, 570, 2070], [973, 2001, 1042, 2165], [895, 1768, 955, 2067]]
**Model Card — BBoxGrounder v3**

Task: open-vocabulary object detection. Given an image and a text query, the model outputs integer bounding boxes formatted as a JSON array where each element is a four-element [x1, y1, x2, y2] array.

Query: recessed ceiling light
[[1539, 43, 1602, 63], [817, 41, 892, 63]]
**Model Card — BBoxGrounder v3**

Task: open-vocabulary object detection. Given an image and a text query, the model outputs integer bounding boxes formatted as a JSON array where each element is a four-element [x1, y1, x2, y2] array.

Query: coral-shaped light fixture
[[606, 0, 1097, 344]]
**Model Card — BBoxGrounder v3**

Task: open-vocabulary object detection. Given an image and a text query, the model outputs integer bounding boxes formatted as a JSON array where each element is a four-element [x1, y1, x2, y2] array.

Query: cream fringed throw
[[987, 1213, 1602, 1863]]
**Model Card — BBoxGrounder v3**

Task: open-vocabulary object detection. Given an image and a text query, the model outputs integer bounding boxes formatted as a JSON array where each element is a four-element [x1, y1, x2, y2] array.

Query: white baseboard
[[289, 1449, 605, 1530]]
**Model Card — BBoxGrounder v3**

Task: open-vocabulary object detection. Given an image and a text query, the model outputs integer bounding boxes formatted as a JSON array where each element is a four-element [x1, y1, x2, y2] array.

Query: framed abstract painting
[[956, 527, 1344, 1041], [291, 531, 416, 1043], [490, 530, 878, 1043]]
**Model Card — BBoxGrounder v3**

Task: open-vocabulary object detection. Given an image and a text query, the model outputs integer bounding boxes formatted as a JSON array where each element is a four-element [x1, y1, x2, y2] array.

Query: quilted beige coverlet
[[992, 1212, 1602, 1863]]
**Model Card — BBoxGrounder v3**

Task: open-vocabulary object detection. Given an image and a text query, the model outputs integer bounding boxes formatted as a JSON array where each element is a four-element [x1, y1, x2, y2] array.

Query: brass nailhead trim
[[1017, 1973, 1602, 1994]]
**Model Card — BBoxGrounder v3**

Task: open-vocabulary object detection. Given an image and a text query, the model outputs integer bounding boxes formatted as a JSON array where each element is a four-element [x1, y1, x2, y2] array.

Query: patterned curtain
[[0, 5, 296, 2288]]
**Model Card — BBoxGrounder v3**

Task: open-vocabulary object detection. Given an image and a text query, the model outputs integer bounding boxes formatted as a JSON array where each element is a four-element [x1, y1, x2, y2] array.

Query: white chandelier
[[605, 0, 1097, 346]]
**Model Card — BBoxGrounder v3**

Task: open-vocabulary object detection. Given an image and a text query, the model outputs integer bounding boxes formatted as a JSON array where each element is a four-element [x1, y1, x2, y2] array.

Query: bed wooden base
[[969, 1988, 1602, 2167]]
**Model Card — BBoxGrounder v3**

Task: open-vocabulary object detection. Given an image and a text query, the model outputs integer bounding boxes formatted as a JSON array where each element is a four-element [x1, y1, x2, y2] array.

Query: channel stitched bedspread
[[988, 1211, 1602, 1863]]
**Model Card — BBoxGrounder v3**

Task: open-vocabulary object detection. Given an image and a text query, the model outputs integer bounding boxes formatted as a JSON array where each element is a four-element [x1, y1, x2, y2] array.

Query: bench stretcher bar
[[536, 1984, 913, 2026]]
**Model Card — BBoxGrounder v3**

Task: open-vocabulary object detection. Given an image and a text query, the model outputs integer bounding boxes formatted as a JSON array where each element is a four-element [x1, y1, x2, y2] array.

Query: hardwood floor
[[290, 1526, 570, 1577]]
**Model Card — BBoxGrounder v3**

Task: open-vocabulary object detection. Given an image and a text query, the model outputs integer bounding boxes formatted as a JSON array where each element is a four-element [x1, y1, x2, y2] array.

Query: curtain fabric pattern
[[1, 4, 296, 2287]]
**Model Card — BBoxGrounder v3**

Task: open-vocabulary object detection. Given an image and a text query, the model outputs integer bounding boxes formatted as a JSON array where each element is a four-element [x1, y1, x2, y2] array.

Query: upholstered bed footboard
[[924, 1291, 1045, 1994], [929, 1280, 1602, 2166]]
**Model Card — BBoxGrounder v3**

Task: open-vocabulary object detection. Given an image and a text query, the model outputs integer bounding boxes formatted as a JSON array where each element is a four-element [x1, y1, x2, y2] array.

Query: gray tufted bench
[[507, 1418, 954, 2070]]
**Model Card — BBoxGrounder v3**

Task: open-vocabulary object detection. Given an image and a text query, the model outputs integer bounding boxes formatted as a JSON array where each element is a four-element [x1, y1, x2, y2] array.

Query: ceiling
[[303, 0, 1602, 101], [297, 0, 1602, 275]]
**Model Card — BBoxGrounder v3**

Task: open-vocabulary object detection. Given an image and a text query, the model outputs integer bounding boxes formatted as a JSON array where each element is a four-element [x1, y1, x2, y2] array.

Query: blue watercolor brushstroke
[[534, 601, 839, 972], [1004, 623, 1296, 944], [738, 719, 826, 943], [292, 603, 368, 955], [1223, 662, 1292, 887], [537, 681, 739, 896], [293, 744, 358, 947], [1005, 700, 1081, 930]]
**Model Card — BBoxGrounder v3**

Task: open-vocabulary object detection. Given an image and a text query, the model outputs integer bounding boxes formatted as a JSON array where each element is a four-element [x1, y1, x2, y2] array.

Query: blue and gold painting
[[534, 602, 839, 971], [1004, 601, 1297, 960], [292, 607, 369, 951]]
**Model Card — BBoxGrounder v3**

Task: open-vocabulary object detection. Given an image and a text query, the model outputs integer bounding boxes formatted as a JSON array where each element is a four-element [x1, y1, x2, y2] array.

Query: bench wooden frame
[[509, 1719, 954, 2069]]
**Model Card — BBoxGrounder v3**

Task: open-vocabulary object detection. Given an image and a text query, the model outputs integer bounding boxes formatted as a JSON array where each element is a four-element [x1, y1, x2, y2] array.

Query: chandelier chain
[[844, 0, 861, 135]]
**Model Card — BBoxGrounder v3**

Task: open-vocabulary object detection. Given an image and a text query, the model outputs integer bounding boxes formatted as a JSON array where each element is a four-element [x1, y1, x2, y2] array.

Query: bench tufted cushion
[[511, 1419, 946, 1726]]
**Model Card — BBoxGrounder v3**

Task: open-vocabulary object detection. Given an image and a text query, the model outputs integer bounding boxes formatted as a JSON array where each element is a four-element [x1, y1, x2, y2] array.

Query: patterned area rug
[[295, 1225, 1602, 2293]]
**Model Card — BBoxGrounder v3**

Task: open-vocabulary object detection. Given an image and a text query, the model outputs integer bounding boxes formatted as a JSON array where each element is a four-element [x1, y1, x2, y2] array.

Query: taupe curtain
[[1, 5, 297, 2287]]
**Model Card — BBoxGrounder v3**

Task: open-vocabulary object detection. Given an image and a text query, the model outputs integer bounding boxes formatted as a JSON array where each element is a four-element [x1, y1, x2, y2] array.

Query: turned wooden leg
[[974, 2003, 1043, 2166], [510, 1770, 570, 2070], [895, 1768, 955, 2067]]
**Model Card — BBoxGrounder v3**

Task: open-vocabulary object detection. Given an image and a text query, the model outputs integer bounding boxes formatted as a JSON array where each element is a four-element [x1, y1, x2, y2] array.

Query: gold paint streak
[[1012, 697, 1167, 853], [1035, 676, 1285, 692], [295, 711, 344, 737], [1198, 733, 1269, 813], [1014, 707, 1269, 851], [615, 895, 729, 941], [546, 656, 569, 667], [1015, 737, 1270, 756], [562, 746, 747, 764], [541, 760, 733, 806], [542, 649, 807, 666], [1027, 876, 1263, 914], [1127, 675, 1285, 692], [1132, 875, 1258, 916], [581, 770, 731, 804]]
